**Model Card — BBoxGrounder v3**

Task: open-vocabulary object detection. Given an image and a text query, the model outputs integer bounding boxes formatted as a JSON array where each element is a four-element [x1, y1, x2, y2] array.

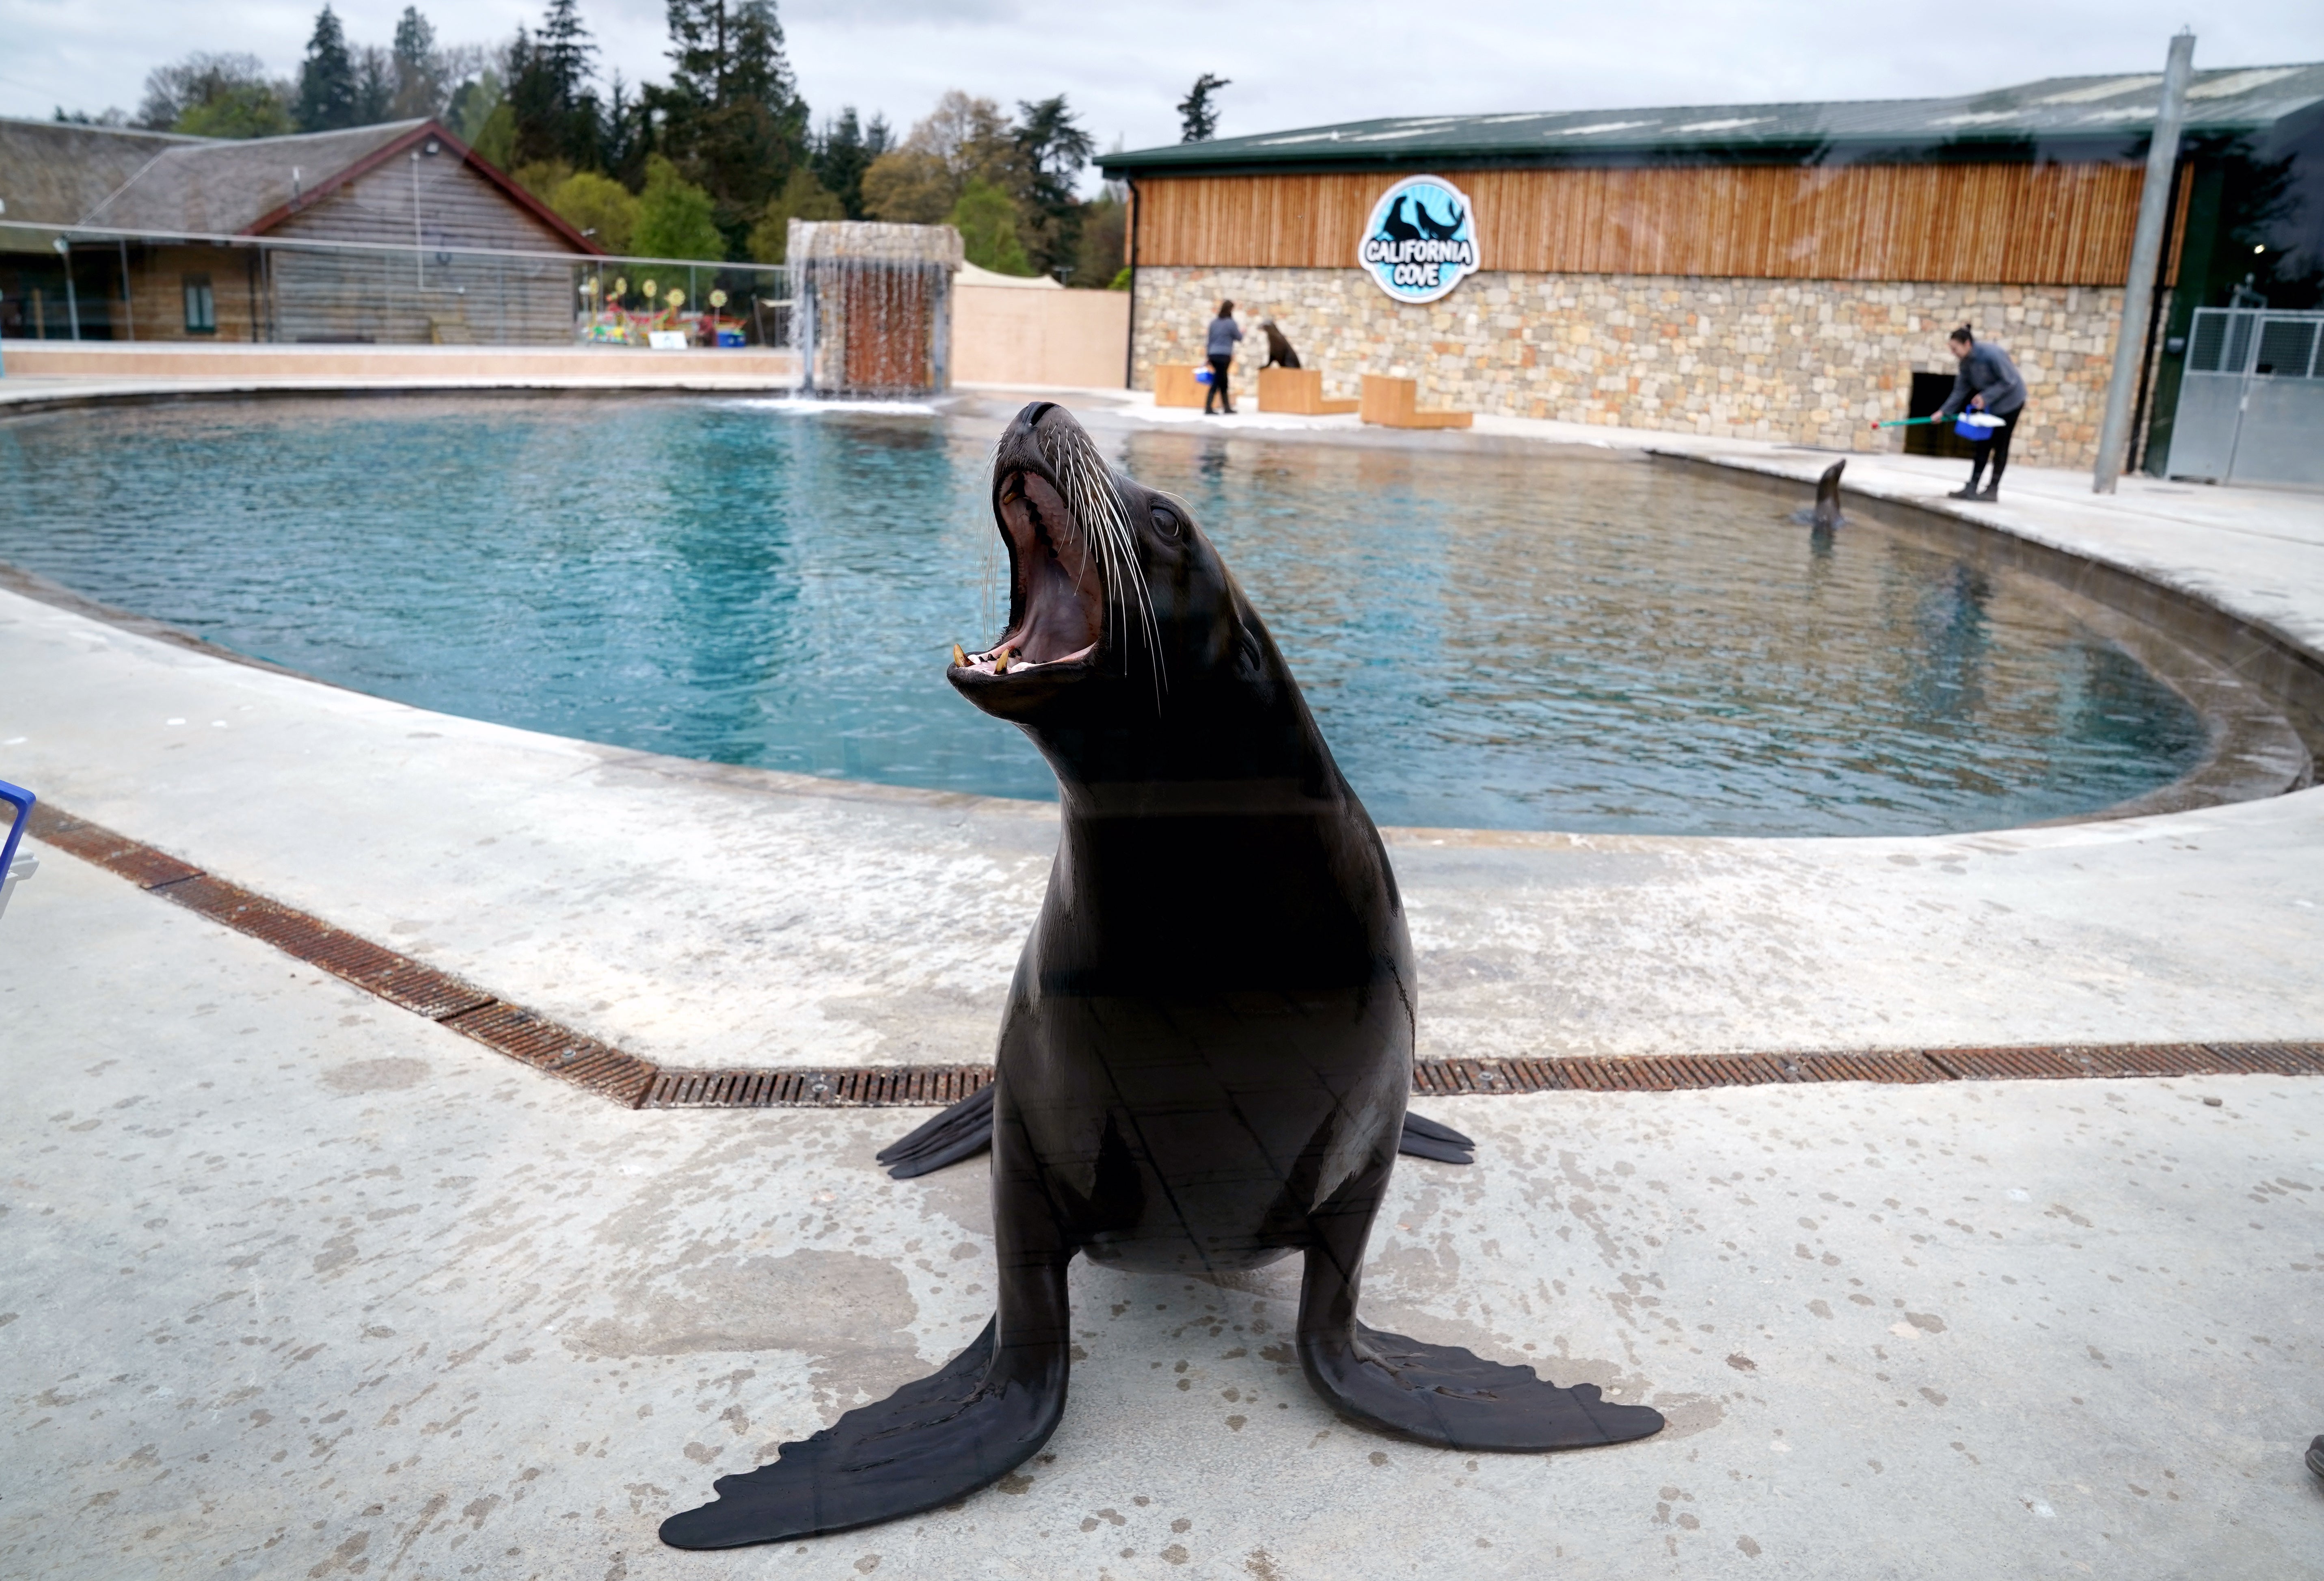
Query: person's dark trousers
[[1966, 408, 2021, 495], [1203, 354, 1235, 413]]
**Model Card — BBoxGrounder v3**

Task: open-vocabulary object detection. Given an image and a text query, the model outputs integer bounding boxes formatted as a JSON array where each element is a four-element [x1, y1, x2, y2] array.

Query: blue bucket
[[1955, 414, 2004, 442]]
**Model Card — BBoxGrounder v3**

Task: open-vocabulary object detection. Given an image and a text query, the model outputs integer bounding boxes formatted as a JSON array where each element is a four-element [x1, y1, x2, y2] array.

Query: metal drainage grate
[[154, 873, 492, 1019], [25, 801, 2324, 1112], [441, 1002, 657, 1106], [644, 1065, 994, 1109], [29, 803, 202, 888]]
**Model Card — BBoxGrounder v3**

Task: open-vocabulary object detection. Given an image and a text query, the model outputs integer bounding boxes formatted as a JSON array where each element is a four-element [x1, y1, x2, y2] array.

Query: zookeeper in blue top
[[1934, 322, 2029, 501]]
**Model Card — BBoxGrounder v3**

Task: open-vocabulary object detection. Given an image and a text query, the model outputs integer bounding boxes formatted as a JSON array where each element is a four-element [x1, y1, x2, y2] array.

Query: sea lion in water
[[658, 403, 1664, 1551], [1795, 459, 1845, 529]]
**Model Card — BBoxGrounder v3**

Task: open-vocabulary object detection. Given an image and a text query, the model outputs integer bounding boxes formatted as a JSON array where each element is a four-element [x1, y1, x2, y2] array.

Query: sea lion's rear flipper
[[877, 1088, 1475, 1176], [1293, 1162, 1662, 1452], [660, 1263, 1074, 1548], [877, 1084, 996, 1179]]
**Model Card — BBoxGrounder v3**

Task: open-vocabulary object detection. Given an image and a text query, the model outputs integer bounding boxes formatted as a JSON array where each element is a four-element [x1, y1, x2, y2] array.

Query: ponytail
[[1949, 323, 1975, 346]]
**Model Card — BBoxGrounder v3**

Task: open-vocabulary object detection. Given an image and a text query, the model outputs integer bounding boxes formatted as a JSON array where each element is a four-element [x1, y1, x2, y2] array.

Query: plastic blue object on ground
[[0, 778, 35, 922]]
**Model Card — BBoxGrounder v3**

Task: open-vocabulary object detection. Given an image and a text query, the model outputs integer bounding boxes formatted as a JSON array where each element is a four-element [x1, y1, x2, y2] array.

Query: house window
[[183, 274, 216, 335]]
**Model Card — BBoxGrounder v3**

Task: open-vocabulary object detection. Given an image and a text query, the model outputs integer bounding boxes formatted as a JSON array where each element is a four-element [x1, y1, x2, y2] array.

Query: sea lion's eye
[[1150, 507, 1181, 540]]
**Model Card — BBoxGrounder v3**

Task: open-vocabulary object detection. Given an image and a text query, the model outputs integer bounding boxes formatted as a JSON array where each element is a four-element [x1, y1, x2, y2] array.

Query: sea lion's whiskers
[[1035, 423, 1164, 695]]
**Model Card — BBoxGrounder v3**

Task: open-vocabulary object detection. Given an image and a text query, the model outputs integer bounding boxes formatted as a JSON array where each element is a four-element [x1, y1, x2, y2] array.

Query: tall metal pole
[[2093, 30, 2194, 494]]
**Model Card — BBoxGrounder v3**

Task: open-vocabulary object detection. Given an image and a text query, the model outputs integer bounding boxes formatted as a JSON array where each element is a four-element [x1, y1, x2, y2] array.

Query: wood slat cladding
[[1135, 163, 2149, 285]]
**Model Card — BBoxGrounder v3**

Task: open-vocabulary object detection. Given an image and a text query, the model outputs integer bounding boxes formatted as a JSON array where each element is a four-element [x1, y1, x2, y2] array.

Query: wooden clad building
[[0, 116, 597, 346], [1101, 66, 2324, 474]]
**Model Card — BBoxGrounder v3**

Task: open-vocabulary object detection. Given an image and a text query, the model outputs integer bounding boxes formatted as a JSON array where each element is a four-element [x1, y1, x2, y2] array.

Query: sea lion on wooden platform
[[657, 402, 1664, 1551], [1257, 315, 1302, 370]]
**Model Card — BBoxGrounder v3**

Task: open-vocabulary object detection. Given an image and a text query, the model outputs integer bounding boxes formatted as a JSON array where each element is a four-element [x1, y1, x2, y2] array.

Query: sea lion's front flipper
[[878, 1092, 1476, 1177], [1292, 1162, 1661, 1452], [659, 1266, 1072, 1549], [877, 1084, 996, 1179], [1395, 1112, 1475, 1165]]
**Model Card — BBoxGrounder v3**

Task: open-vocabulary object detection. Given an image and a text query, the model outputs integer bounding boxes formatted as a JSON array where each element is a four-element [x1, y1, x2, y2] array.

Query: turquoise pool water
[[0, 397, 2207, 835]]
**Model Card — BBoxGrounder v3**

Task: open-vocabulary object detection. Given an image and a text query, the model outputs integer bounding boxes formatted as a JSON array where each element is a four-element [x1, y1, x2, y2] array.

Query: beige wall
[[952, 285, 1129, 389], [1133, 265, 2122, 468], [3, 340, 800, 383]]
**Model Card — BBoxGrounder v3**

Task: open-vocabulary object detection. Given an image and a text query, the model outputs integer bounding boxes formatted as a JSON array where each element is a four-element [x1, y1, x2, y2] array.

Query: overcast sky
[[5, 0, 2320, 162]]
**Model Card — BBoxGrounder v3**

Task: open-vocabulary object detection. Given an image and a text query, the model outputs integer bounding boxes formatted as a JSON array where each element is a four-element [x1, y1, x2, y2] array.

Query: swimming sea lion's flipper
[[878, 1088, 1475, 1177], [1813, 459, 1845, 529], [1293, 1160, 1663, 1451]]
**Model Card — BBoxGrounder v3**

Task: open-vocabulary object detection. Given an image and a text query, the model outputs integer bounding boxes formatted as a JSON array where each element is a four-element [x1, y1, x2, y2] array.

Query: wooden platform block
[[1153, 363, 1207, 408], [1359, 374, 1473, 430], [1257, 366, 1360, 415]]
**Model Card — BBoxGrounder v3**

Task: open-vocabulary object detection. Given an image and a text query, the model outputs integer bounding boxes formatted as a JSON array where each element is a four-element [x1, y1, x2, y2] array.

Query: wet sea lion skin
[[657, 403, 1663, 1551]]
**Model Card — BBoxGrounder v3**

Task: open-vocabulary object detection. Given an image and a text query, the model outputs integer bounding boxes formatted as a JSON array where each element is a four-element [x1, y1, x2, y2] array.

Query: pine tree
[[1177, 73, 1229, 143], [296, 5, 360, 132], [1012, 96, 1094, 280], [355, 46, 395, 124], [654, 0, 809, 254], [811, 108, 889, 221], [509, 0, 604, 171], [390, 7, 441, 120]]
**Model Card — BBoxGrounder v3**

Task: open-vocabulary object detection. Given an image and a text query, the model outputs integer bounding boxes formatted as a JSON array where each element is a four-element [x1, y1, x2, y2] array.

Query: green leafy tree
[[1072, 190, 1126, 289], [1177, 73, 1229, 143], [949, 179, 1032, 275], [861, 91, 1013, 222], [296, 5, 359, 131], [1012, 95, 1094, 279], [471, 100, 519, 168], [446, 68, 503, 145], [747, 166, 842, 262], [633, 153, 724, 259], [654, 0, 810, 254], [137, 53, 295, 137], [390, 8, 442, 119], [547, 168, 641, 252], [179, 86, 297, 138]]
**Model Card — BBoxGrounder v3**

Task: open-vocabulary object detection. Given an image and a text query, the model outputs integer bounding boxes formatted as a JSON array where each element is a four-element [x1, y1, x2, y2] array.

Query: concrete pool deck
[[2, 380, 2322, 1576]]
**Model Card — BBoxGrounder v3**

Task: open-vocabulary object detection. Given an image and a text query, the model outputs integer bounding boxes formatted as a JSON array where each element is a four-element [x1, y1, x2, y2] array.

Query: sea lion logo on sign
[[1360, 176, 1479, 304]]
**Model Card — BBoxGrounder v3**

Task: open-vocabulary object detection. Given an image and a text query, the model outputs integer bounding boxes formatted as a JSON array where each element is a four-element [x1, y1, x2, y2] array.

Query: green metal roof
[[1099, 64, 2324, 175]]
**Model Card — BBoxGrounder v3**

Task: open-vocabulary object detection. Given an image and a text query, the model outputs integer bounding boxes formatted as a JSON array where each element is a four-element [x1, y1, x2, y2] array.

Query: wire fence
[[0, 222, 793, 350]]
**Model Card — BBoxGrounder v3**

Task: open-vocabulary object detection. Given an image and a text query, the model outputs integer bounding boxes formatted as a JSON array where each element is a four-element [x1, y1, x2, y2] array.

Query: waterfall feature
[[788, 220, 962, 398]]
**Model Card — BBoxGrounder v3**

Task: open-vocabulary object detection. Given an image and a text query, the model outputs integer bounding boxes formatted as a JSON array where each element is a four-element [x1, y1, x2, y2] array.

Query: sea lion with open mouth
[[657, 402, 1664, 1551]]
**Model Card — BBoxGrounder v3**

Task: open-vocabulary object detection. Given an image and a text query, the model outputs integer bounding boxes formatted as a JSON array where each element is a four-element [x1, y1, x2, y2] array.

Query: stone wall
[[1133, 266, 2125, 468]]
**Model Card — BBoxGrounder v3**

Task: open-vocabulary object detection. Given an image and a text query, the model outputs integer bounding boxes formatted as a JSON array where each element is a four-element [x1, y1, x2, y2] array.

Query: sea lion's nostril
[[1018, 401, 1058, 428]]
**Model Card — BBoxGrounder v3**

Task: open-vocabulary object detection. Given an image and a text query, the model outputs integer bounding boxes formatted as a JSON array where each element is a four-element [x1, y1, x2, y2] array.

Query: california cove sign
[[1359, 176, 1479, 305]]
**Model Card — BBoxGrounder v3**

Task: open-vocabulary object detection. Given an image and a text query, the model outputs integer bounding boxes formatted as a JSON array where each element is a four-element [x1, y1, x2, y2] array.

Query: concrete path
[[4, 848, 2320, 1579]]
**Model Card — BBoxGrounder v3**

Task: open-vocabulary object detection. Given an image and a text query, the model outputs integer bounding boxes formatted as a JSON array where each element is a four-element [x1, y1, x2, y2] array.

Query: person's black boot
[[1976, 485, 1999, 501], [2307, 1434, 2324, 1481], [1947, 484, 1981, 499]]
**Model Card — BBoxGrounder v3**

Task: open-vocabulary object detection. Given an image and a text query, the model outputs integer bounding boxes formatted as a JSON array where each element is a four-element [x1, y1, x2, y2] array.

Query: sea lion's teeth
[[952, 643, 967, 668]]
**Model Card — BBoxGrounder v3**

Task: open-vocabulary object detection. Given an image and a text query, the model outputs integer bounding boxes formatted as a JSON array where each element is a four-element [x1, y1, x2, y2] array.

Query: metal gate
[[2164, 307, 2324, 487]]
